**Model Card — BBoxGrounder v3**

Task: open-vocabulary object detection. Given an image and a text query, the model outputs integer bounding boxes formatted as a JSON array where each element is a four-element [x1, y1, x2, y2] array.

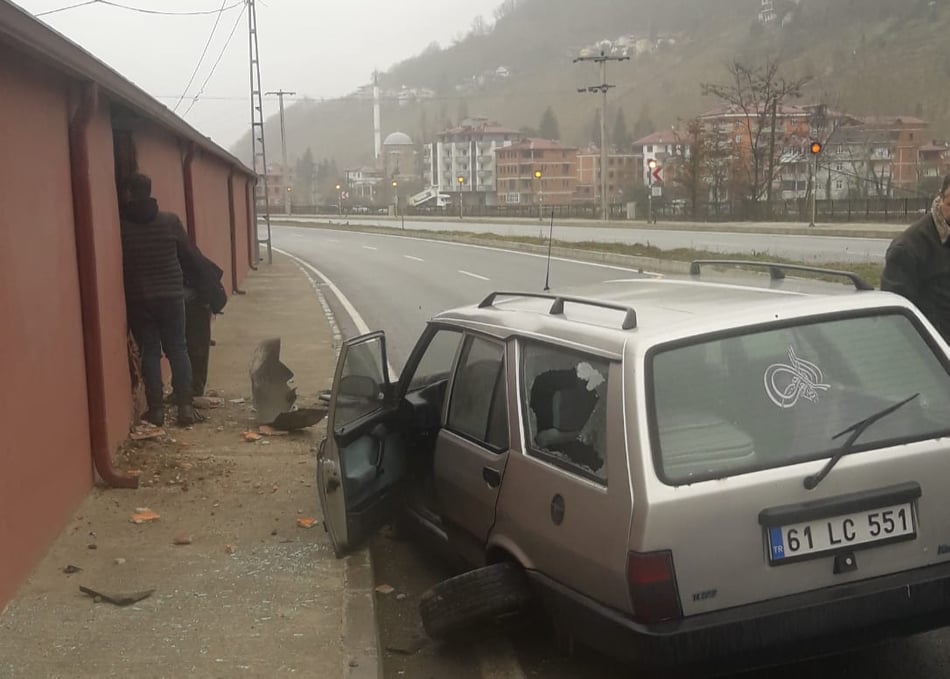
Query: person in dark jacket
[[183, 251, 226, 399], [881, 174, 950, 342], [120, 172, 197, 426]]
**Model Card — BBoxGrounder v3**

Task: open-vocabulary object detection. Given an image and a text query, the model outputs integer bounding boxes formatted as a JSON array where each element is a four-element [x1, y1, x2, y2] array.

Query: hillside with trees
[[234, 0, 950, 194]]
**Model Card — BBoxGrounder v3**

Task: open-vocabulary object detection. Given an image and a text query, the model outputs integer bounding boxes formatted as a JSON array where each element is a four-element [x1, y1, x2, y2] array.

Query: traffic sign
[[341, 191, 350, 200], [652, 165, 663, 183], [651, 186, 663, 197]]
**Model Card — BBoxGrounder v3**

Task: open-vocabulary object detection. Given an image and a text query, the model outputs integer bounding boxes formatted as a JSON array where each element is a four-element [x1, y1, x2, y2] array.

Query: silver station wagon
[[317, 261, 950, 674]]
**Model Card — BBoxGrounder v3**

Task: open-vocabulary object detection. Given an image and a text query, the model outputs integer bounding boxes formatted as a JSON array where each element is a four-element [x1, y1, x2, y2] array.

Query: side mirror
[[338, 374, 379, 400]]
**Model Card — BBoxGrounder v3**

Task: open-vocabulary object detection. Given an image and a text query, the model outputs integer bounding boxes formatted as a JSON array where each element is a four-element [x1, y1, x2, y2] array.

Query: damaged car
[[317, 260, 950, 674]]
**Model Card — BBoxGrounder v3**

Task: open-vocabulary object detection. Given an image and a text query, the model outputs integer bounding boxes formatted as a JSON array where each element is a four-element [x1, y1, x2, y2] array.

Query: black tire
[[419, 562, 531, 640]]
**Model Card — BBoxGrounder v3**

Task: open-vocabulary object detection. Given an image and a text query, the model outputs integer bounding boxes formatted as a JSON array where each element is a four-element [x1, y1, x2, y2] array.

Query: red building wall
[[0, 52, 255, 611], [192, 153, 233, 286], [0, 54, 93, 607], [134, 124, 187, 221], [232, 175, 251, 285]]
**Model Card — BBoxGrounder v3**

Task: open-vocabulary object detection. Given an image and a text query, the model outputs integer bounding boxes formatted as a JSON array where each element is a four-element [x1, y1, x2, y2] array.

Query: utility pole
[[247, 0, 272, 263], [575, 50, 628, 222], [266, 89, 296, 216]]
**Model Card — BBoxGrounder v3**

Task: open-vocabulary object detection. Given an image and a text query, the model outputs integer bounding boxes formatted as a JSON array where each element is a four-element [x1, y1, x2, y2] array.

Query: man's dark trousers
[[128, 299, 193, 411], [185, 299, 212, 397]]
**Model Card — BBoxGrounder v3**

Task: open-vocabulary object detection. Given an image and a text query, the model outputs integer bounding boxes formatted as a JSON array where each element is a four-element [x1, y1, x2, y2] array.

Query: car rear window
[[649, 312, 950, 485]]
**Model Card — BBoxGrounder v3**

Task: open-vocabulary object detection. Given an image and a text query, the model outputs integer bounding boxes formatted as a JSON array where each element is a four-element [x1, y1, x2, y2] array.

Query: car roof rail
[[478, 291, 638, 330], [688, 259, 874, 292]]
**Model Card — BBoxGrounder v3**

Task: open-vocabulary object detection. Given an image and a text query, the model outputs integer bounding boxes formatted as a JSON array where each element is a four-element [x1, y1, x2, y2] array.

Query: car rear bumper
[[528, 561, 950, 674]]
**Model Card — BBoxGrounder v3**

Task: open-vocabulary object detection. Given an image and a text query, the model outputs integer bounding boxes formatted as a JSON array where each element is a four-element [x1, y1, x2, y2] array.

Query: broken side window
[[521, 342, 609, 484]]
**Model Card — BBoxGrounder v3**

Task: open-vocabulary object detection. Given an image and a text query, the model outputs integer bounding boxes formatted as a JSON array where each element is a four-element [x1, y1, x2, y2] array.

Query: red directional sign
[[652, 165, 663, 183]]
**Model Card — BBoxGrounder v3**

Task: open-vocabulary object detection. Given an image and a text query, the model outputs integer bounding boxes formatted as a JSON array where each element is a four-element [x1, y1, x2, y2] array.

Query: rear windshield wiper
[[803, 393, 919, 490]]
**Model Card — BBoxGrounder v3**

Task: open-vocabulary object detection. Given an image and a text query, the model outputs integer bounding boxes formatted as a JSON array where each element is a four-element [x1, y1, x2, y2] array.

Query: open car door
[[317, 332, 403, 557]]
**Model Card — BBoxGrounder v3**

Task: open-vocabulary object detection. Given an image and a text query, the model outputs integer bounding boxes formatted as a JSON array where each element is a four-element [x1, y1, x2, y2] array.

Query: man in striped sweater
[[119, 172, 197, 427]]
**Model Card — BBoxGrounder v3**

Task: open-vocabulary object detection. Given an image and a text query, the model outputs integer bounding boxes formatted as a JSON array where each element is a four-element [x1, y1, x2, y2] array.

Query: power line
[[36, 0, 96, 16], [181, 2, 246, 118], [38, 0, 244, 18], [173, 0, 230, 113]]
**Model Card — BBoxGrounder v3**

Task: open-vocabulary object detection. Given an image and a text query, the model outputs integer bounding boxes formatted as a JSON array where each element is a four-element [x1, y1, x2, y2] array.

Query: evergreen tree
[[613, 107, 632, 150], [539, 106, 560, 141]]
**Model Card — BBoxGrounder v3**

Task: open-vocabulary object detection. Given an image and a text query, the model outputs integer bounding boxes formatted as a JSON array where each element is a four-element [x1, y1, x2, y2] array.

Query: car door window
[[335, 335, 387, 432], [522, 343, 609, 484], [407, 329, 463, 392], [447, 336, 508, 451]]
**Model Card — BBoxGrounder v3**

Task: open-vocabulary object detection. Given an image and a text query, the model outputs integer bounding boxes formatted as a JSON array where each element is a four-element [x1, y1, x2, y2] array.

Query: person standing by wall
[[881, 174, 950, 342], [119, 172, 197, 426], [183, 250, 227, 400]]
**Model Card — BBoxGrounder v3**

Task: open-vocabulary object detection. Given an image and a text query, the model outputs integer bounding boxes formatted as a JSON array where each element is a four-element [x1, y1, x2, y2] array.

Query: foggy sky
[[12, 0, 503, 148]]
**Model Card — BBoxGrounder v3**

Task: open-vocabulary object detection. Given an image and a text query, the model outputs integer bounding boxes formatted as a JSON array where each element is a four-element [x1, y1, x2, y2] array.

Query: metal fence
[[262, 197, 932, 225]]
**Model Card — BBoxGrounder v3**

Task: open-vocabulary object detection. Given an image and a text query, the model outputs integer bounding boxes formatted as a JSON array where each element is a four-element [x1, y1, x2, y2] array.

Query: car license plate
[[767, 502, 916, 565]]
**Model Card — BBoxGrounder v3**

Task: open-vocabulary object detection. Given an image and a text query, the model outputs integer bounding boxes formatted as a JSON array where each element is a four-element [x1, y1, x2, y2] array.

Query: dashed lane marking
[[458, 270, 490, 281]]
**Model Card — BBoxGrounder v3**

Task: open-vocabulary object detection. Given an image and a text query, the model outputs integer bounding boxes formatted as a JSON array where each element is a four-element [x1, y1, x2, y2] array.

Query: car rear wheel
[[419, 562, 531, 640]]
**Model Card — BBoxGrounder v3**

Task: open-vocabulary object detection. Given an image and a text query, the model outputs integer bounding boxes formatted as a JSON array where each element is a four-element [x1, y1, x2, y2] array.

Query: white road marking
[[404, 255, 425, 262], [274, 247, 398, 379], [459, 270, 490, 281], [362, 245, 378, 251], [276, 224, 664, 277]]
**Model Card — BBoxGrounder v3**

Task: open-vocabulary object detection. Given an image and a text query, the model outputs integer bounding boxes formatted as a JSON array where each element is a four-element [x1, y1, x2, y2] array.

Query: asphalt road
[[273, 226, 950, 678], [273, 215, 893, 264]]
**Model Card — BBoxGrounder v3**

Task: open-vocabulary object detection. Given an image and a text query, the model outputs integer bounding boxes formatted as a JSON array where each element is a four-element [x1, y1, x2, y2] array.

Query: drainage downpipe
[[69, 81, 138, 489], [227, 168, 245, 293], [245, 179, 258, 270], [182, 141, 197, 244]]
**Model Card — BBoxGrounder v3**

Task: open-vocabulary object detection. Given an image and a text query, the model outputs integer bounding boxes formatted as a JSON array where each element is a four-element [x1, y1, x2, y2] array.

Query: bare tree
[[673, 119, 708, 219], [701, 58, 810, 218]]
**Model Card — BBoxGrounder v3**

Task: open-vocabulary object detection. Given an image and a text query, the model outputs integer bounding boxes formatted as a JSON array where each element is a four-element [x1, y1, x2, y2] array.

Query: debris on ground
[[385, 633, 429, 656], [270, 408, 327, 432], [224, 544, 236, 555], [172, 533, 193, 546], [129, 425, 166, 441], [62, 565, 82, 574], [114, 558, 126, 565], [130, 509, 160, 524], [228, 397, 246, 405], [193, 396, 224, 410], [375, 584, 395, 595], [242, 431, 263, 442], [258, 425, 289, 436], [249, 338, 297, 424], [295, 518, 317, 529], [79, 585, 154, 607]]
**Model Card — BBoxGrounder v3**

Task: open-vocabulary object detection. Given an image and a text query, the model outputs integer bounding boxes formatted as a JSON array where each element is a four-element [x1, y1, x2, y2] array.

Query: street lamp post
[[335, 183, 342, 216], [392, 179, 400, 225], [457, 175, 465, 220], [534, 169, 543, 221]]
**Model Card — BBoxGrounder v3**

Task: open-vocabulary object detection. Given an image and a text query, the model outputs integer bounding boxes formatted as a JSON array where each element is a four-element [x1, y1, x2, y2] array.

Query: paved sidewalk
[[0, 254, 379, 678]]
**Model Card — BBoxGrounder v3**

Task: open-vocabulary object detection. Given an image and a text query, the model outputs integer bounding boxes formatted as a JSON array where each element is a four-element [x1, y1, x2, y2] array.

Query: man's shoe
[[144, 408, 165, 427], [177, 404, 196, 427]]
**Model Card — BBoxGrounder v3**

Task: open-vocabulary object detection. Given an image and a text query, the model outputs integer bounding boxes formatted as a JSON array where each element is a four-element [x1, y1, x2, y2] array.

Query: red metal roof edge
[[0, 1, 253, 177]]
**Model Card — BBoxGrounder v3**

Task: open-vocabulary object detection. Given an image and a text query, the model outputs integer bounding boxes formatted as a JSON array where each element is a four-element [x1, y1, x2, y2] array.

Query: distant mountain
[[234, 0, 950, 183]]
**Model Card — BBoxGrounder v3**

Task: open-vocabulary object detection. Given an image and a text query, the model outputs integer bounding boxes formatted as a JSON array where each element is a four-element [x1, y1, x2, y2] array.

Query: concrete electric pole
[[574, 50, 628, 222], [266, 89, 296, 215]]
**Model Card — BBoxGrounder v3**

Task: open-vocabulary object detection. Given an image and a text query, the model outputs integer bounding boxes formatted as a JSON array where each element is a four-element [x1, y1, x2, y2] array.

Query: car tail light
[[627, 550, 682, 624]]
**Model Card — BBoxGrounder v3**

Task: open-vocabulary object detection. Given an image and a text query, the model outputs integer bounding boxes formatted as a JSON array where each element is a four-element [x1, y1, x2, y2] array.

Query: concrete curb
[[343, 549, 382, 679], [281, 251, 382, 679], [272, 214, 906, 240]]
